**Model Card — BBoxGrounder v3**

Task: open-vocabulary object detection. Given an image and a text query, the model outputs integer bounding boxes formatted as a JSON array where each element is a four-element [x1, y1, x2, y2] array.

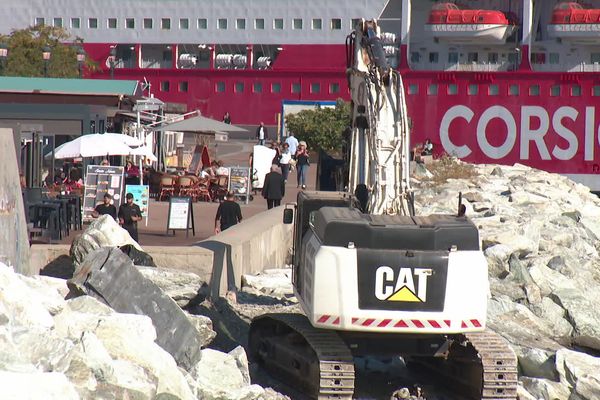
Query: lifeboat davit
[[425, 2, 515, 44], [548, 2, 600, 42]]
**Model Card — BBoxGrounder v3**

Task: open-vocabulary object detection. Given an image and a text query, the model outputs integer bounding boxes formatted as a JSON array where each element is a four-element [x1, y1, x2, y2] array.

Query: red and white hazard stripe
[[351, 318, 452, 329], [316, 315, 341, 325], [460, 319, 482, 329]]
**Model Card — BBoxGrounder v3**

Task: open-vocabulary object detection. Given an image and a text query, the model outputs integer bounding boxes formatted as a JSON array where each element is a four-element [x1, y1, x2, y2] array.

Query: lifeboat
[[425, 2, 516, 44], [548, 2, 600, 42]]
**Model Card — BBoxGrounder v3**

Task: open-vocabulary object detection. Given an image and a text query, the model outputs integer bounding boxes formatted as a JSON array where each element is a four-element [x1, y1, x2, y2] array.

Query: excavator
[[248, 20, 518, 399]]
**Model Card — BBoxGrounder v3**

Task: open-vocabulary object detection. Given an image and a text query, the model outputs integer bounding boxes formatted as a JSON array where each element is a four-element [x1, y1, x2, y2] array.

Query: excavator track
[[409, 330, 518, 399], [249, 313, 355, 399]]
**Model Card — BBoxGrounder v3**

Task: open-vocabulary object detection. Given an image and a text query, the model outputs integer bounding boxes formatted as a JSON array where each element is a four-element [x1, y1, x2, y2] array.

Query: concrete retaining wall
[[30, 206, 292, 297]]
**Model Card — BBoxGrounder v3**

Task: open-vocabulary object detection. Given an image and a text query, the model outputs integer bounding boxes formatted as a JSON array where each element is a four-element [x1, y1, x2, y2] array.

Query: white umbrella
[[102, 132, 143, 147], [54, 133, 135, 159], [129, 145, 157, 162]]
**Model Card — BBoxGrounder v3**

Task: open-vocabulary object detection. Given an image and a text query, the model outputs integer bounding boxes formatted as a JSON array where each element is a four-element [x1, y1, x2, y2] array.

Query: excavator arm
[[346, 20, 413, 216]]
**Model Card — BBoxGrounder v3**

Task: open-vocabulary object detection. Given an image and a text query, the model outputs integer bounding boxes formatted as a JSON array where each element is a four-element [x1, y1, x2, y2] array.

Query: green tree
[[285, 99, 351, 152], [0, 25, 95, 78]]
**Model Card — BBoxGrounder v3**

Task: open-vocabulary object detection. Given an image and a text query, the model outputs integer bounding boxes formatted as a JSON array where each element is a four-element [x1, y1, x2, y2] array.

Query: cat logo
[[374, 266, 432, 303]]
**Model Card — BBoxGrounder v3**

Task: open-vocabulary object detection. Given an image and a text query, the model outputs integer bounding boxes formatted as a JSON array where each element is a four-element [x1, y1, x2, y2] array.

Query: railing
[[533, 63, 600, 72], [410, 61, 515, 72]]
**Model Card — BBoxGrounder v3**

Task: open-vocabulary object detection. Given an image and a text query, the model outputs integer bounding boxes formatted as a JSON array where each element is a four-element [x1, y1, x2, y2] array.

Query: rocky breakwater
[[0, 259, 287, 399], [414, 162, 600, 399]]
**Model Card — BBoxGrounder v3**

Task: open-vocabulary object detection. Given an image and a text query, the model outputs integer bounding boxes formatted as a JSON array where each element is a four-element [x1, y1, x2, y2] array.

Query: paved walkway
[[57, 139, 317, 247]]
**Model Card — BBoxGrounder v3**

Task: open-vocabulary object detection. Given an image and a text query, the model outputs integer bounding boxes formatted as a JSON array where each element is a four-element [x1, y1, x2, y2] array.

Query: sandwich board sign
[[166, 196, 195, 237]]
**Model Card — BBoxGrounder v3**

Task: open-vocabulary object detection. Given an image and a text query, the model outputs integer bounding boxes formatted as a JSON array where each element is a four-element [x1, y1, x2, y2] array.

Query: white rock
[[556, 349, 600, 399], [190, 348, 248, 399], [0, 371, 80, 400]]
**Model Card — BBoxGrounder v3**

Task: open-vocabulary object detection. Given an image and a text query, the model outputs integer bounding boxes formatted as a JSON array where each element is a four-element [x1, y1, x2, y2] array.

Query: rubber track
[[263, 314, 355, 399], [465, 331, 518, 399]]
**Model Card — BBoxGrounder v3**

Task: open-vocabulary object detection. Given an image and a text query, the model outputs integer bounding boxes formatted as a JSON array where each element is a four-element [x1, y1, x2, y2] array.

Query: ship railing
[[411, 61, 514, 72], [533, 63, 600, 72]]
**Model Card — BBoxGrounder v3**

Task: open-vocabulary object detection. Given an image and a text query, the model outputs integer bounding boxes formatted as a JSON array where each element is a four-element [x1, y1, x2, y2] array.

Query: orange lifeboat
[[425, 2, 516, 43], [548, 2, 600, 42]]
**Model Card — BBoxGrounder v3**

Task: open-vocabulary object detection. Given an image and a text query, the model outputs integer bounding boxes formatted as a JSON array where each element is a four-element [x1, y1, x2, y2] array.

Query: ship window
[[108, 18, 117, 29], [571, 85, 581, 96], [529, 85, 540, 96], [272, 82, 282, 93], [293, 18, 303, 30], [591, 53, 600, 64], [331, 18, 342, 30], [488, 52, 498, 63], [53, 18, 63, 28], [468, 84, 478, 95], [311, 83, 321, 93], [180, 18, 189, 30], [429, 52, 439, 64], [235, 82, 244, 93], [593, 86, 600, 96], [218, 18, 228, 30], [551, 85, 561, 96], [448, 52, 458, 64], [198, 18, 208, 29], [216, 82, 226, 92], [179, 82, 188, 92], [408, 84, 418, 95], [411, 52, 421, 63], [253, 82, 263, 93], [35, 17, 45, 26], [509, 84, 519, 96], [236, 19, 246, 30], [428, 84, 438, 95], [292, 83, 301, 93], [274, 19, 284, 30], [467, 52, 478, 63], [255, 18, 265, 30], [351, 18, 361, 29], [143, 18, 153, 29], [160, 81, 170, 92], [126, 18, 135, 29], [71, 18, 80, 29], [330, 83, 340, 93], [549, 53, 559, 64], [488, 84, 499, 95], [89, 18, 98, 29], [447, 84, 458, 95], [312, 19, 322, 30], [531, 53, 546, 64]]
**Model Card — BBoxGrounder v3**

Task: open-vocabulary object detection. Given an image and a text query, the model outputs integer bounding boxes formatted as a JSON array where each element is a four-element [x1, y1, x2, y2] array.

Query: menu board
[[228, 166, 251, 204], [166, 196, 195, 236], [83, 165, 125, 221], [125, 184, 150, 219]]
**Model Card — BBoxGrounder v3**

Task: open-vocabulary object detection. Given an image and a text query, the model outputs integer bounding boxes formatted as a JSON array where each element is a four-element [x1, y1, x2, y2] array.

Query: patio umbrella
[[129, 145, 157, 162], [102, 132, 143, 147], [54, 133, 135, 159], [152, 115, 247, 133]]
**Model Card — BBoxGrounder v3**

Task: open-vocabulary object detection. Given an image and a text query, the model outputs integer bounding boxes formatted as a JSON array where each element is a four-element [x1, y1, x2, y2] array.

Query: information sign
[[166, 196, 195, 236], [228, 166, 252, 204], [125, 184, 150, 225], [83, 165, 125, 221]]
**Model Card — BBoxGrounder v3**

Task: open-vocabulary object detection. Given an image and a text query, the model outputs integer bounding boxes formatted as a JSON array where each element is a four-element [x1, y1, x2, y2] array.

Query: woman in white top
[[279, 143, 292, 182]]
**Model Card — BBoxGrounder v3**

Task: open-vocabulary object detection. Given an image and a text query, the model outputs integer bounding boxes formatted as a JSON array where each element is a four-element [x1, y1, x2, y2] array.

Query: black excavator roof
[[310, 206, 480, 251]]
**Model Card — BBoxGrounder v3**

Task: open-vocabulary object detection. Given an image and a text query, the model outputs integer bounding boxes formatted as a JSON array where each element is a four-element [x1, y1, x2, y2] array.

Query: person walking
[[223, 112, 231, 124], [256, 122, 268, 146], [118, 193, 143, 242], [214, 191, 243, 234], [92, 193, 117, 220], [262, 164, 285, 209], [295, 141, 310, 189], [285, 132, 298, 157], [279, 143, 292, 182]]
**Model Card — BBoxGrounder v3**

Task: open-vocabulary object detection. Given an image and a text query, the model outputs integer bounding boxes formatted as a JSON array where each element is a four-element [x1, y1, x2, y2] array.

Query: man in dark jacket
[[255, 122, 268, 145], [214, 191, 243, 234], [262, 164, 285, 209]]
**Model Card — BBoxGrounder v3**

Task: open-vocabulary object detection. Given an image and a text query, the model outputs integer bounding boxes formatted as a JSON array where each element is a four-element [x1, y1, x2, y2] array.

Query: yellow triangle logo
[[386, 286, 422, 302]]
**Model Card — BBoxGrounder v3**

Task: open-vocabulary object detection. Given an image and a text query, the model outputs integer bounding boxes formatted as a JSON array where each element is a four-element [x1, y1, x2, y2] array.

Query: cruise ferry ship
[[2, 0, 600, 189]]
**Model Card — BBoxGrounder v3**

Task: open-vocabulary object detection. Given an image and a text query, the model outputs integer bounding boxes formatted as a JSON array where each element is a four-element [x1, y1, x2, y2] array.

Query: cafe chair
[[158, 175, 177, 201]]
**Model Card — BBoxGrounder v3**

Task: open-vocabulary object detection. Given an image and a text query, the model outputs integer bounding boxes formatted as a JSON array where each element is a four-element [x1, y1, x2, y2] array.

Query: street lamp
[[76, 47, 86, 78], [109, 46, 116, 79], [42, 46, 51, 77], [0, 43, 8, 74]]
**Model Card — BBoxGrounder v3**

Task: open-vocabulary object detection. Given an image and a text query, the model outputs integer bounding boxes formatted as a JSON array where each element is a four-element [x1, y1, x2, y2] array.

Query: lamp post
[[0, 43, 7, 74], [76, 47, 86, 78], [42, 46, 51, 77], [109, 46, 116, 79]]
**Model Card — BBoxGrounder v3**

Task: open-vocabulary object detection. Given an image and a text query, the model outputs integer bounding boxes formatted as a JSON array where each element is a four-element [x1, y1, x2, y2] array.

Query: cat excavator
[[248, 20, 518, 399]]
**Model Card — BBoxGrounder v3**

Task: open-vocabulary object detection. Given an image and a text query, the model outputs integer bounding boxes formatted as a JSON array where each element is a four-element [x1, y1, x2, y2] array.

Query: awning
[[152, 115, 247, 133]]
